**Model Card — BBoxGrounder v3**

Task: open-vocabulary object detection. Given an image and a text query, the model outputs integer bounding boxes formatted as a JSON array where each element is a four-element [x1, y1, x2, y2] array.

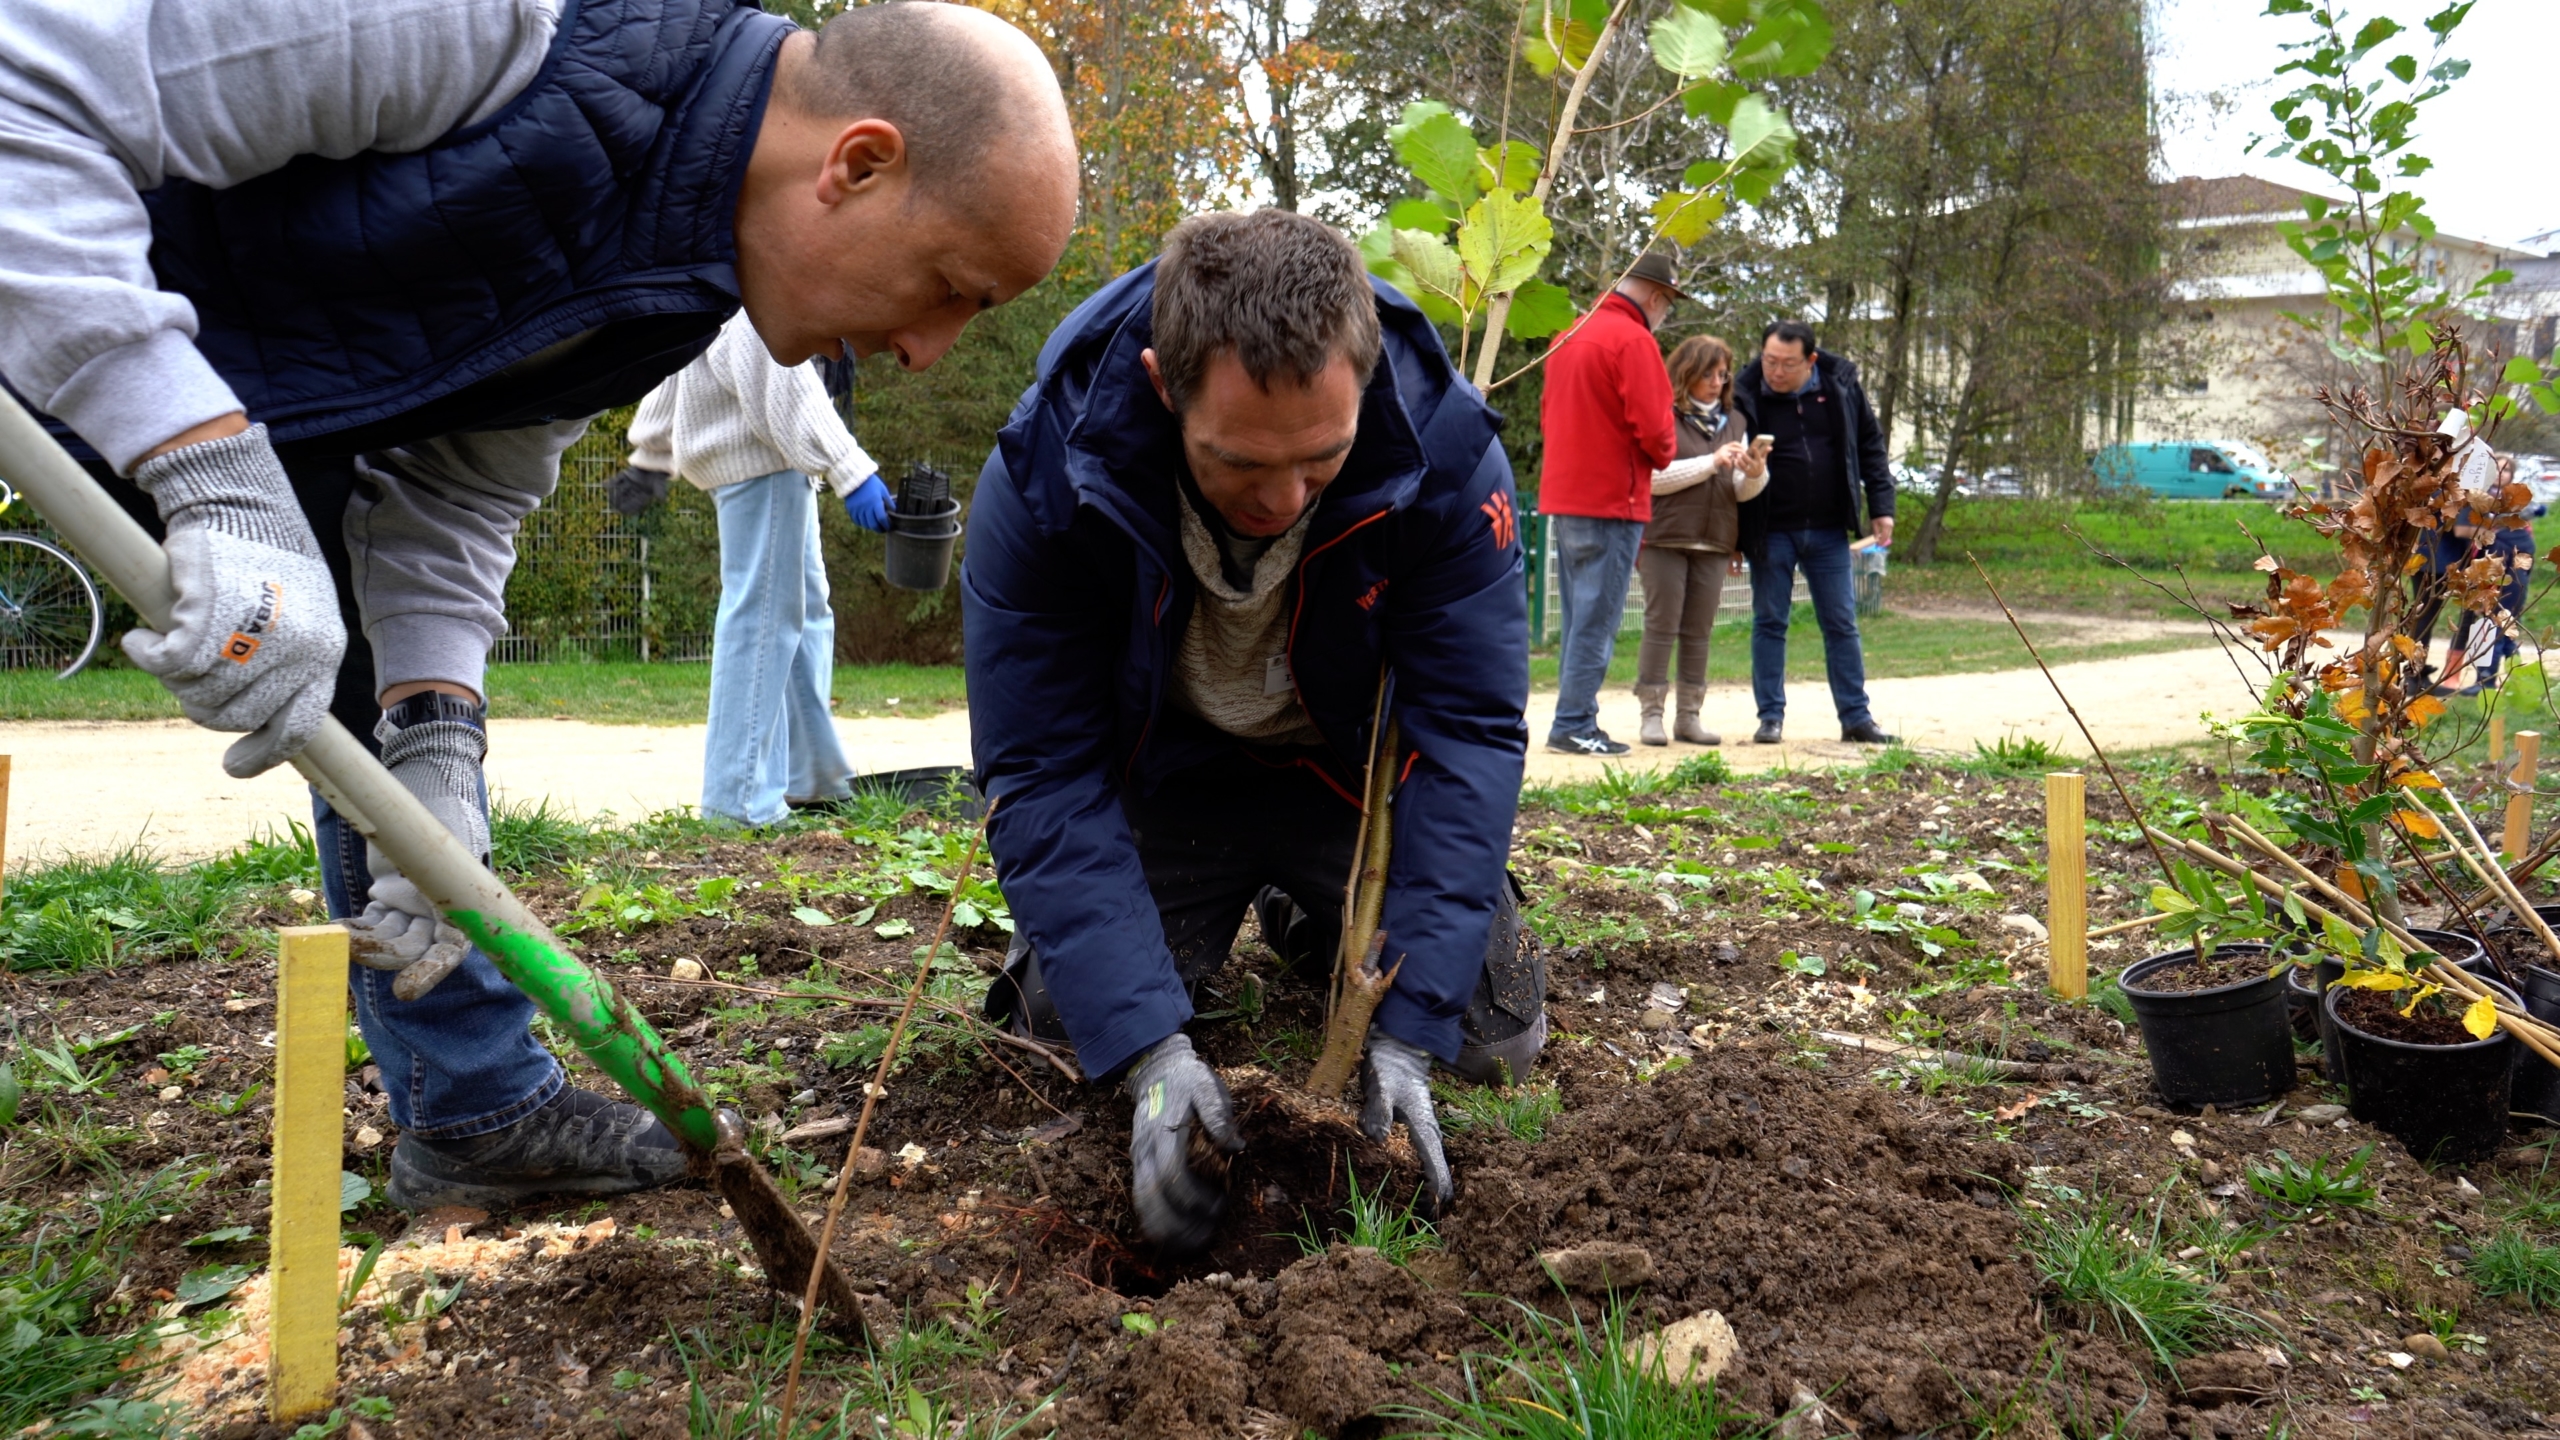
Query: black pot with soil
[[2325, 976, 2520, 1163], [2296, 927, 2491, 1082], [2515, 964, 2560, 1128], [2122, 944, 2296, 1108]]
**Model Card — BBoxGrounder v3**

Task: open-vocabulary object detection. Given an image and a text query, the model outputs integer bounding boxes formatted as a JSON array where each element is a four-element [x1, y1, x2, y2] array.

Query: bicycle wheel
[[0, 533, 104, 678]]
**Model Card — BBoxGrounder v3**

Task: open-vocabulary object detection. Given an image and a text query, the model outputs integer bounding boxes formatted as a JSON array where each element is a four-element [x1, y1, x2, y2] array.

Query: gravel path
[[4, 638, 2272, 861]]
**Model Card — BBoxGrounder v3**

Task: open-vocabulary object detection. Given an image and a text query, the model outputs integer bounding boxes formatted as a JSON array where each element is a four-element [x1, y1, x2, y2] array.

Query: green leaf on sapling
[[1682, 77, 1744, 123], [1504, 279, 1579, 339], [1391, 229, 1466, 305], [1456, 190, 1553, 298], [187, 1226, 261, 1248], [1649, 4, 1728, 78], [1477, 140, 1542, 195], [1652, 189, 1726, 246], [1386, 197, 1455, 235], [1389, 106, 1481, 207], [1726, 95, 1794, 165]]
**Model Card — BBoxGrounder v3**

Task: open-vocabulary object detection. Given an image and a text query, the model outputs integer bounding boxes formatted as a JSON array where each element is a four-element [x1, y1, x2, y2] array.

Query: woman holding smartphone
[[1635, 335, 1768, 746]]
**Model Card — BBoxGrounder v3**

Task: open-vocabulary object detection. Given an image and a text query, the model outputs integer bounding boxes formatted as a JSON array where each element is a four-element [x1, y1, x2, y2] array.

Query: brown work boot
[[1635, 683, 1669, 746], [1673, 685, 1719, 745]]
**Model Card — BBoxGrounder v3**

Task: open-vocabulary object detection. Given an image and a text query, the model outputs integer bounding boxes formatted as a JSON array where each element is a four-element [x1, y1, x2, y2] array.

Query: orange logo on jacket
[[1355, 577, 1390, 611], [1481, 492, 1518, 550], [222, 581, 285, 664]]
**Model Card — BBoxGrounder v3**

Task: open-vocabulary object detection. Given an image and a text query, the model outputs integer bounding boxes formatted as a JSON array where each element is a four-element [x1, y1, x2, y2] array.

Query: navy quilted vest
[[141, 0, 791, 455]]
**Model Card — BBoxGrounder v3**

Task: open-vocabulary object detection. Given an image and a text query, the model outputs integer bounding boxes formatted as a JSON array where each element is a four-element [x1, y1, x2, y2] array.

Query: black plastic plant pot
[[2406, 928, 2490, 976], [2325, 976, 2520, 1163], [2121, 945, 2297, 1109], [882, 498, 963, 592], [2282, 963, 2323, 1041], [2515, 964, 2560, 1128]]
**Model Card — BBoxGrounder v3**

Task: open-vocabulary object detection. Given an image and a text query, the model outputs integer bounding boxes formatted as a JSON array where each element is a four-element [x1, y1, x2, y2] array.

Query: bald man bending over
[[0, 0, 1075, 1211]]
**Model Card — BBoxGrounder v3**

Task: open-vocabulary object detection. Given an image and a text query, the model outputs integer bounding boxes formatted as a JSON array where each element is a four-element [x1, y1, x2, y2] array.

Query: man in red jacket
[[1536, 252, 1679, 754]]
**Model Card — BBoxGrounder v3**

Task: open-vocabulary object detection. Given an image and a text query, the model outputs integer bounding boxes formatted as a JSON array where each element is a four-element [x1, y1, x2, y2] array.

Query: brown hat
[[1624, 249, 1679, 290]]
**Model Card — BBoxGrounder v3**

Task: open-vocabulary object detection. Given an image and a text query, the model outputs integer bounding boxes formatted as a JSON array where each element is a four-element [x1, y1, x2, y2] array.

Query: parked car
[[1892, 463, 1972, 499], [1975, 466, 2026, 498], [2091, 441, 2292, 500], [2513, 453, 2560, 506]]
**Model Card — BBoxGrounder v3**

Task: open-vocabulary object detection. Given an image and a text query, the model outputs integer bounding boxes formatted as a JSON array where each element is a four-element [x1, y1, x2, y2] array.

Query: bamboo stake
[[2218, 815, 2379, 931], [2088, 912, 2172, 939], [775, 809, 991, 1436], [0, 754, 10, 913], [269, 925, 349, 1424], [2046, 772, 2087, 1001], [2506, 731, 2542, 860], [2438, 798, 2560, 965]]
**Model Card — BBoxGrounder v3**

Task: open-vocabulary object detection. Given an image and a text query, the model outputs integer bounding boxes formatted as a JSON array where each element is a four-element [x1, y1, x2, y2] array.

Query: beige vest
[[1169, 499, 1324, 745]]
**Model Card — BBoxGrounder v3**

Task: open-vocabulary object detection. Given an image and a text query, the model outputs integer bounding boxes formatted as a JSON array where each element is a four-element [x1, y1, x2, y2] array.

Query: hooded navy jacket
[[963, 264, 1530, 1081]]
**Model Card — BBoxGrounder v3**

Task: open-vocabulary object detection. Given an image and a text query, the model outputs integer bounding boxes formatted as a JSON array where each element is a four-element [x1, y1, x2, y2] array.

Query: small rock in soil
[[1998, 913, 2047, 942], [1621, 1309, 1737, 1388], [1537, 1241, 1655, 1292], [2403, 1333, 2451, 1361], [2293, 1103, 2347, 1124], [781, 1116, 852, 1144], [670, 957, 707, 981], [2453, 1175, 2482, 1198], [1638, 1009, 1674, 1032]]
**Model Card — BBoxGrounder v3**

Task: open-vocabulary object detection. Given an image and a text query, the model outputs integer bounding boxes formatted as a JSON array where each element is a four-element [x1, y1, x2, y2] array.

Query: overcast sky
[[2148, 0, 2559, 252]]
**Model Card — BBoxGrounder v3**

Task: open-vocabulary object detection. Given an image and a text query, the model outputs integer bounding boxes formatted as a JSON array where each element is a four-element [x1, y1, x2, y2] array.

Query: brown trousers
[[1636, 545, 1727, 691]]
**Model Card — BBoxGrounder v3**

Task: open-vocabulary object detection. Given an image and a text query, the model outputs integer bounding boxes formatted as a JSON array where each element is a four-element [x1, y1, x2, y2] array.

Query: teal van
[[2091, 441, 2292, 500]]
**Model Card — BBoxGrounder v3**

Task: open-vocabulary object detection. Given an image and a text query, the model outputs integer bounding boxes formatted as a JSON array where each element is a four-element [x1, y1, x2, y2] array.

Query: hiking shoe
[[1751, 721, 1783, 745], [1546, 730, 1631, 756], [1841, 721, 1899, 745], [387, 1087, 687, 1212]]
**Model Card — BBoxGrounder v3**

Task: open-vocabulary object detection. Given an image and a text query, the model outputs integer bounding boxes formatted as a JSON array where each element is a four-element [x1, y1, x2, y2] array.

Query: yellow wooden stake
[[2046, 772, 2088, 1001], [270, 925, 349, 1424], [2489, 714, 2507, 770], [2505, 731, 2543, 861]]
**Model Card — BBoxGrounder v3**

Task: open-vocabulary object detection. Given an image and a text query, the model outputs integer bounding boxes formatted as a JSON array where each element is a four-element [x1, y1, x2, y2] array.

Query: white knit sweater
[[627, 311, 877, 495]]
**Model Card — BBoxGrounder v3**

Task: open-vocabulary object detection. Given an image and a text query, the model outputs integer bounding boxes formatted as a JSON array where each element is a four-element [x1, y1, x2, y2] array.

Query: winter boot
[[1635, 683, 1669, 746], [1673, 684, 1719, 746]]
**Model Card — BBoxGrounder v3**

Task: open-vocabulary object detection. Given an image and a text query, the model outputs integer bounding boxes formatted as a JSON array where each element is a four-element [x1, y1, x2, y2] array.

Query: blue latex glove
[[842, 473, 891, 532]]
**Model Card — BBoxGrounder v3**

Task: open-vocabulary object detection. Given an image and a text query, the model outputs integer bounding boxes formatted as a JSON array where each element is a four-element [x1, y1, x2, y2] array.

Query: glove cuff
[[1125, 1031, 1195, 1095], [132, 424, 322, 559], [376, 698, 491, 861]]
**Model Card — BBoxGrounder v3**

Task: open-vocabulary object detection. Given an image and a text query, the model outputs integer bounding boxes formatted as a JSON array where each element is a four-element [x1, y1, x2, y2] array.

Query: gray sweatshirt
[[0, 0, 601, 699], [0, 0, 561, 472]]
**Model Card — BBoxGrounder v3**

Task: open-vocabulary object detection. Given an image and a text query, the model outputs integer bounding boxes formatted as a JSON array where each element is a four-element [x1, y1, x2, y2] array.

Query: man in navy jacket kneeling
[[964, 210, 1546, 1252]]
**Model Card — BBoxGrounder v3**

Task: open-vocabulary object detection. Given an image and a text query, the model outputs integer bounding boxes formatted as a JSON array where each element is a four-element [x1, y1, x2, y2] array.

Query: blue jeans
[[315, 790, 563, 1138], [1548, 515, 1646, 739], [1751, 526, 1875, 729], [704, 471, 852, 825]]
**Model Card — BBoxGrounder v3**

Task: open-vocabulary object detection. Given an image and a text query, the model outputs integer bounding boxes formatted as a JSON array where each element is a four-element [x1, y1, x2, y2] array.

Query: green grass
[[2016, 1187, 2262, 1367], [1528, 603, 2210, 690], [1290, 1164, 1443, 1265], [0, 660, 969, 726], [1887, 495, 2305, 617], [1377, 1300, 1767, 1439], [2470, 1229, 2560, 1309], [1436, 1079, 1564, 1141], [672, 1303, 1045, 1439], [0, 827, 318, 972], [0, 1160, 209, 1433]]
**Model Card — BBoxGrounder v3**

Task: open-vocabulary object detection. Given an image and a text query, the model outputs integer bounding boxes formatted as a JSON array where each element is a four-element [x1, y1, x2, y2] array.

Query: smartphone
[[1750, 435, 1775, 457]]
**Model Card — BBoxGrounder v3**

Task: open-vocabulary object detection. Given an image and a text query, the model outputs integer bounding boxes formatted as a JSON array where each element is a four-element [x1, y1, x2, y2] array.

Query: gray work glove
[[606, 465, 669, 516], [1125, 1032, 1243, 1253], [1360, 1033, 1452, 1216], [121, 425, 346, 778], [347, 701, 488, 1000]]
